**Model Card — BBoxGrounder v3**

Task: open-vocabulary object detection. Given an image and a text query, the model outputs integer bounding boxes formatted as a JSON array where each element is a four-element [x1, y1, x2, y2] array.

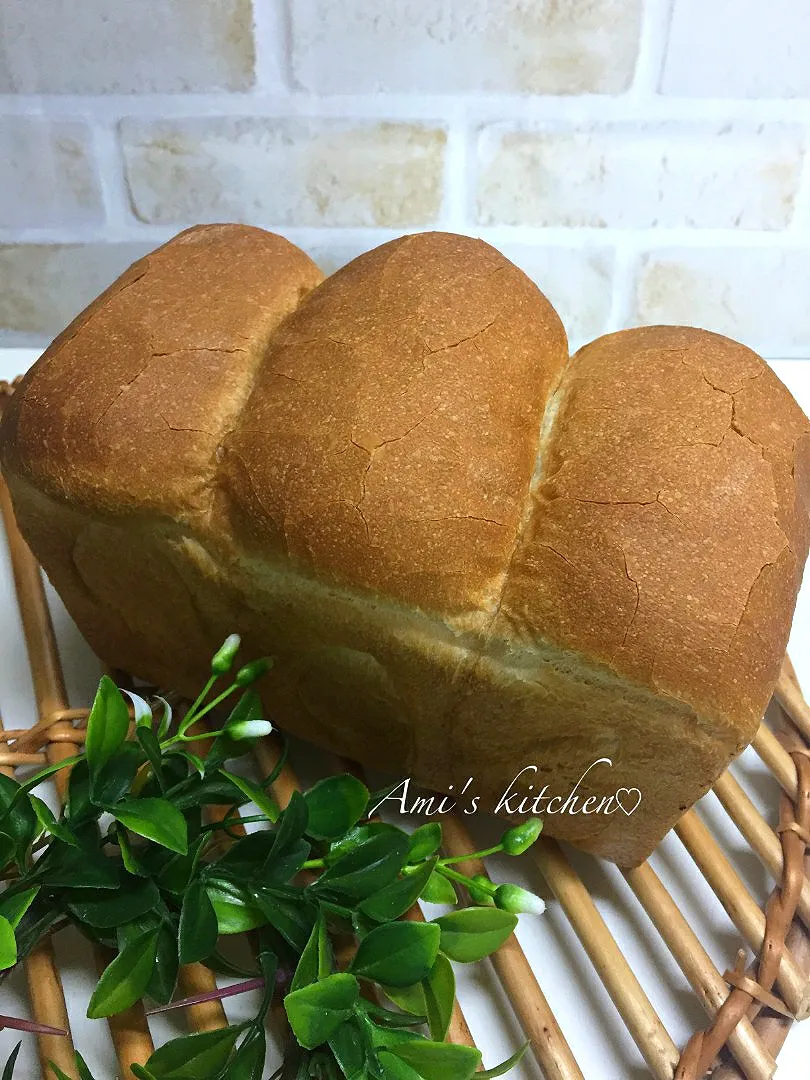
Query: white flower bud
[[494, 884, 546, 916], [225, 719, 273, 741]]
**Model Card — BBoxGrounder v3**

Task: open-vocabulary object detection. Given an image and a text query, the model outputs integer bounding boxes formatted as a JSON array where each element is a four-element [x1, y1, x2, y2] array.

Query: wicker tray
[[2, 375, 810, 1079]]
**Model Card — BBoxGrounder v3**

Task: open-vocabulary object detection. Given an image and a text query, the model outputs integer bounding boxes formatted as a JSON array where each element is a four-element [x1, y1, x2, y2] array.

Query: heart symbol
[[615, 788, 642, 816]]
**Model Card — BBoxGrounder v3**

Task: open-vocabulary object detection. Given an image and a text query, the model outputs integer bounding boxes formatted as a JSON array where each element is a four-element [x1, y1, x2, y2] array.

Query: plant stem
[[189, 683, 240, 723], [181, 674, 217, 730], [436, 864, 493, 893], [437, 844, 503, 866], [160, 728, 226, 752], [201, 815, 273, 833]]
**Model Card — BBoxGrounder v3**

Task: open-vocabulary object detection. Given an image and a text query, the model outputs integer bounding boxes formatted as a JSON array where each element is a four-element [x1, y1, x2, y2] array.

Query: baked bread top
[[2, 224, 809, 863], [496, 324, 810, 733]]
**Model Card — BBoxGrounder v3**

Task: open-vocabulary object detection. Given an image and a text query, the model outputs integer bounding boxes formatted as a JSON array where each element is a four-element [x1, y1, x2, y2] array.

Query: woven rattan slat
[[534, 838, 681, 1079], [0, 408, 156, 1075], [674, 812, 808, 1018], [712, 771, 810, 930], [623, 862, 776, 1080], [4, 370, 810, 1077], [440, 812, 585, 1080]]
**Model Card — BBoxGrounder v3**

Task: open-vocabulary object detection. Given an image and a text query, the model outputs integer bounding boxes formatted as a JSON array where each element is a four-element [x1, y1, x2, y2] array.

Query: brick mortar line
[[604, 247, 637, 336], [628, 0, 675, 100], [252, 0, 292, 94], [3, 94, 810, 123], [2, 226, 810, 247], [0, 226, 809, 247], [88, 122, 132, 231]]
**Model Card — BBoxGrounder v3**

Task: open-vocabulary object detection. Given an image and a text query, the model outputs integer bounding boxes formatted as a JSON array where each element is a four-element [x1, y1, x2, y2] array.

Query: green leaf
[[433, 908, 517, 963], [157, 836, 207, 895], [75, 1056, 99, 1080], [180, 751, 206, 779], [377, 1051, 423, 1080], [179, 879, 219, 965], [0, 886, 40, 929], [316, 830, 409, 901], [360, 1001, 426, 1028], [11, 904, 63, 964], [290, 909, 331, 993], [359, 858, 437, 922], [304, 775, 369, 841], [349, 921, 440, 988], [136, 726, 166, 793], [85, 674, 130, 775], [119, 829, 150, 878], [380, 981, 427, 1017], [268, 790, 308, 858], [407, 822, 442, 863], [33, 841, 118, 890], [218, 769, 279, 823], [0, 914, 17, 969], [16, 755, 85, 798], [226, 1027, 266, 1080], [420, 871, 457, 906], [90, 743, 144, 807], [155, 696, 173, 741], [422, 953, 455, 1041], [205, 878, 267, 935], [169, 774, 248, 812], [112, 798, 188, 854], [86, 926, 159, 1018], [2, 1043, 21, 1080], [387, 1041, 481, 1080], [147, 921, 179, 1006], [257, 950, 278, 1017], [326, 822, 403, 865], [328, 1018, 368, 1080], [352, 909, 378, 942], [117, 913, 160, 952], [263, 836, 310, 885], [0, 774, 37, 858], [51, 1054, 97, 1080], [67, 877, 160, 929], [29, 796, 79, 848], [478, 1043, 530, 1078], [216, 831, 276, 877], [122, 689, 153, 729], [254, 886, 317, 952], [0, 831, 15, 870], [65, 759, 93, 824], [284, 972, 360, 1050], [368, 1026, 423, 1052], [143, 1024, 248, 1079], [216, 801, 310, 886]]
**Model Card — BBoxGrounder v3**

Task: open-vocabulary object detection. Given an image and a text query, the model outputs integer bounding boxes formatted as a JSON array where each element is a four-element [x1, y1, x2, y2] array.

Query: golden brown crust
[[2, 228, 809, 866], [495, 326, 810, 741], [1, 224, 324, 521], [219, 231, 568, 615]]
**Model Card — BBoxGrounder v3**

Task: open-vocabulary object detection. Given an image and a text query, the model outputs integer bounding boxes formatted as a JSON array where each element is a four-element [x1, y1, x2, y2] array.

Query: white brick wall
[[120, 118, 447, 227], [0, 0, 809, 356]]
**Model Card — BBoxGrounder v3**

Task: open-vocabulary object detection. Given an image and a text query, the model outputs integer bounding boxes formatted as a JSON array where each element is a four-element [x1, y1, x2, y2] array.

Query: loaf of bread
[[2, 225, 809, 865]]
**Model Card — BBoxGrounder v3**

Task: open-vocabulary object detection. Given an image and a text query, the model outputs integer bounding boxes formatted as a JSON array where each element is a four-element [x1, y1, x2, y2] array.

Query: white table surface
[[1, 347, 809, 1079]]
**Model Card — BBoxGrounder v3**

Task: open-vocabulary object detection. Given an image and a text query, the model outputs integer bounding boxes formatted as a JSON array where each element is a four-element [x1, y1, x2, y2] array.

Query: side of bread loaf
[[2, 224, 809, 865]]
